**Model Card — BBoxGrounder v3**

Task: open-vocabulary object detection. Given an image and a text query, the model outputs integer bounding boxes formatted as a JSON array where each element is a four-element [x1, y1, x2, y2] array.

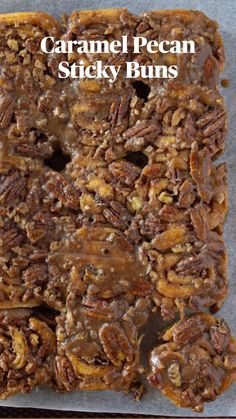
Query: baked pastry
[[136, 10, 225, 89], [52, 224, 152, 391], [148, 313, 236, 412], [0, 308, 56, 399], [0, 12, 76, 309], [0, 6, 234, 410]]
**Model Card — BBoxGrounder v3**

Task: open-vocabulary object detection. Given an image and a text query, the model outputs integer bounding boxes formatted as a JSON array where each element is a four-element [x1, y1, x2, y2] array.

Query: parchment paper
[[0, 0, 235, 415]]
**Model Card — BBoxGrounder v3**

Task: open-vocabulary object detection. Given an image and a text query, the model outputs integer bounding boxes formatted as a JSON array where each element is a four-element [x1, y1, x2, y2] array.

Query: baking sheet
[[0, 0, 236, 415]]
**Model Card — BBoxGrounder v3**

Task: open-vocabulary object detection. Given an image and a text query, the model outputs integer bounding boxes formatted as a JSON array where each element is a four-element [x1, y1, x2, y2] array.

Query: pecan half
[[22, 263, 48, 288], [81, 297, 118, 321], [109, 160, 140, 187], [0, 95, 14, 129], [123, 120, 161, 150], [103, 201, 131, 230], [196, 109, 227, 137], [0, 172, 26, 205], [168, 362, 182, 387], [99, 323, 134, 367], [190, 143, 213, 203], [173, 316, 206, 345]]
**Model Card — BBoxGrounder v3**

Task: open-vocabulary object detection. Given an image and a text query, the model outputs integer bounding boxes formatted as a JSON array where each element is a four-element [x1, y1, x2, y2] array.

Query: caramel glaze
[[0, 8, 234, 406]]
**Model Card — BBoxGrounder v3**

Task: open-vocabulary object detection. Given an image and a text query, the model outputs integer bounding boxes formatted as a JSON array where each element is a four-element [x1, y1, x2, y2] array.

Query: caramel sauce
[[50, 226, 148, 295]]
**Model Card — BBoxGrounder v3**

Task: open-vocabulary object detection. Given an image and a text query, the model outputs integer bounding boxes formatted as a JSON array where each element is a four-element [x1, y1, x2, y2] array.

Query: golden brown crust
[[0, 6, 233, 408], [0, 308, 56, 399], [137, 9, 225, 87], [148, 313, 236, 412], [75, 8, 129, 24], [0, 12, 60, 33]]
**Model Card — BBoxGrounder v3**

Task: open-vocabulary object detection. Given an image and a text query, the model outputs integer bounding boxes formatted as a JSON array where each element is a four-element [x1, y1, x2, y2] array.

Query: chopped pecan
[[178, 180, 195, 208], [44, 172, 80, 210], [136, 19, 151, 32], [210, 320, 230, 354], [120, 11, 139, 27], [190, 204, 209, 241], [14, 142, 53, 159], [168, 362, 182, 387], [190, 143, 213, 203], [103, 201, 131, 230], [0, 172, 26, 205], [139, 213, 164, 238], [171, 108, 186, 127], [129, 279, 153, 297], [125, 217, 141, 243], [29, 250, 48, 261], [48, 52, 67, 78], [159, 205, 186, 222], [22, 263, 48, 288], [108, 50, 127, 66], [207, 231, 225, 254], [99, 323, 134, 367], [0, 94, 14, 129], [176, 114, 196, 145], [109, 94, 131, 127], [56, 355, 78, 391], [109, 160, 140, 187], [176, 254, 207, 276], [26, 222, 47, 244], [124, 297, 152, 329], [148, 372, 164, 388], [199, 361, 219, 393], [141, 163, 166, 179]]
